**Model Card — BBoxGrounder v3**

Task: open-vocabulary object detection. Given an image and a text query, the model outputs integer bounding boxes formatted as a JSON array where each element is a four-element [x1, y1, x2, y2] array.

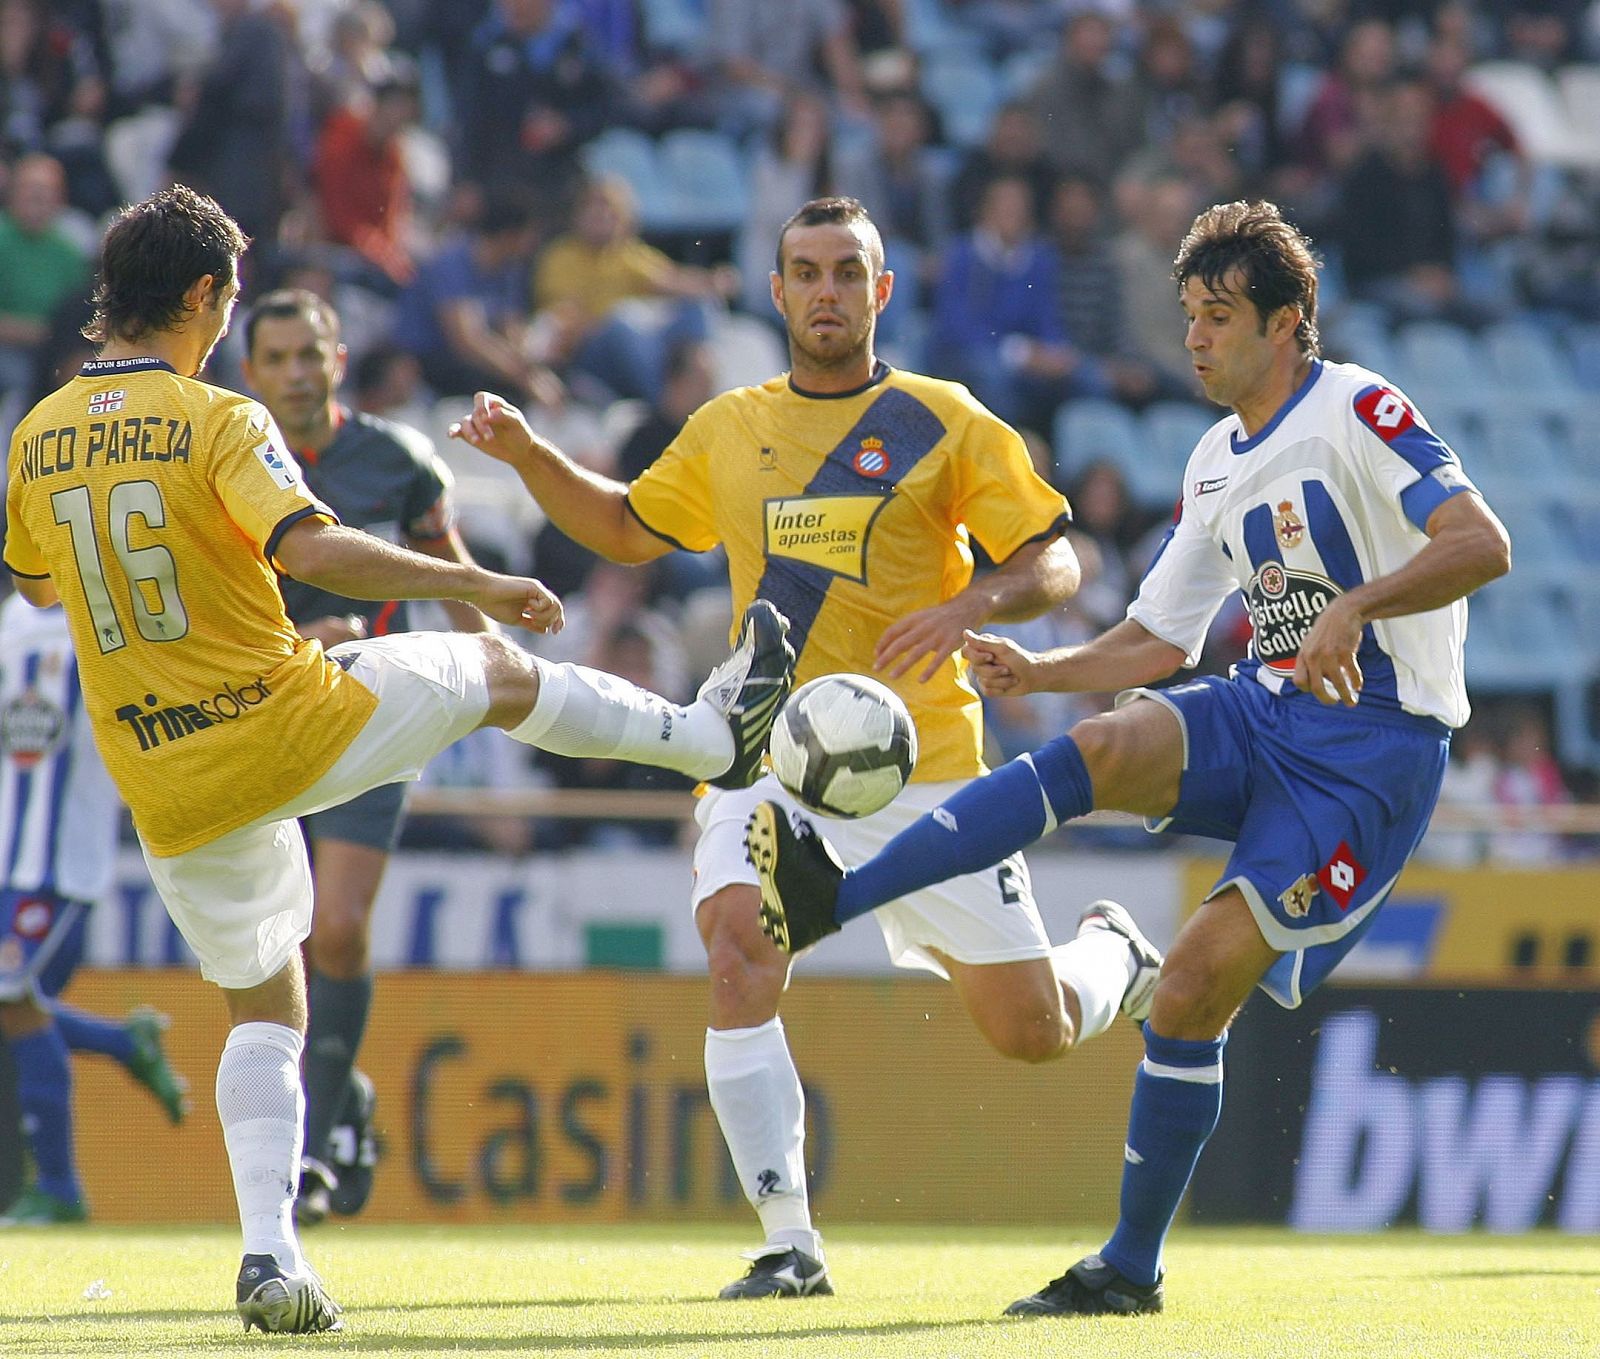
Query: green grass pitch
[[1, 1224, 1595, 1357]]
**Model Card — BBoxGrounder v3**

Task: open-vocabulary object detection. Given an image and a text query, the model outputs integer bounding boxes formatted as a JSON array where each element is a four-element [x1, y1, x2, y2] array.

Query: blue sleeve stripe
[[264, 506, 331, 567], [1399, 471, 1470, 531]]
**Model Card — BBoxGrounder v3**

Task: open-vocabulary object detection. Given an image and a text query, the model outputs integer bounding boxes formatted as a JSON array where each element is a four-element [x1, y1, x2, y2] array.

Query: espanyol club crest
[[852, 437, 889, 477], [1274, 499, 1305, 550]]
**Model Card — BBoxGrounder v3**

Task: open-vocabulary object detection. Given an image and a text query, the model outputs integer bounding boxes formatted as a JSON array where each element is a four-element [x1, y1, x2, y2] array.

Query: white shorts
[[141, 633, 490, 989], [692, 774, 1050, 977]]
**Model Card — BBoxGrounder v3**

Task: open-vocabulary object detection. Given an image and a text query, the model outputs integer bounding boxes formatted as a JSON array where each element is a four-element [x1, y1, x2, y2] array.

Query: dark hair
[[243, 287, 341, 355], [84, 184, 249, 345], [1171, 200, 1321, 354], [774, 196, 885, 275]]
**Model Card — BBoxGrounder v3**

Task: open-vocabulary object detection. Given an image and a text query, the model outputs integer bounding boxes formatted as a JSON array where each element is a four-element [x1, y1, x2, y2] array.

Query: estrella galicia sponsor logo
[[0, 690, 66, 768], [114, 675, 273, 752], [1194, 476, 1228, 497], [1247, 564, 1339, 673]]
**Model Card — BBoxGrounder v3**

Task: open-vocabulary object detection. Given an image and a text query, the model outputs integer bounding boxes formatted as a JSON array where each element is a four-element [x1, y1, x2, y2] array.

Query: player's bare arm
[[875, 536, 1080, 683], [404, 526, 496, 633], [448, 391, 669, 564], [1293, 491, 1511, 707], [963, 617, 1188, 699], [297, 614, 368, 647], [8, 575, 58, 608], [275, 517, 564, 632]]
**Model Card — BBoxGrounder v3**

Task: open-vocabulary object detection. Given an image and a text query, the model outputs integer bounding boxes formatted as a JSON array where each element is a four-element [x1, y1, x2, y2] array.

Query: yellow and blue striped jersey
[[626, 364, 1070, 781], [4, 357, 378, 856]]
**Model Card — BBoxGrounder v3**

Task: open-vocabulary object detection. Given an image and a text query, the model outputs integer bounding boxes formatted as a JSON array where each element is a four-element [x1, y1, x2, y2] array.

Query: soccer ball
[[768, 674, 917, 819]]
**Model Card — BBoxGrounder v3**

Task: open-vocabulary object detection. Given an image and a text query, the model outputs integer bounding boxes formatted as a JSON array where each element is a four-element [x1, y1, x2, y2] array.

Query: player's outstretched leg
[[744, 802, 845, 953], [719, 1245, 834, 1300], [1076, 901, 1162, 1024], [1004, 1254, 1164, 1317], [504, 601, 794, 786], [51, 1002, 190, 1123], [698, 601, 795, 789], [236, 1255, 344, 1333], [124, 1007, 190, 1123]]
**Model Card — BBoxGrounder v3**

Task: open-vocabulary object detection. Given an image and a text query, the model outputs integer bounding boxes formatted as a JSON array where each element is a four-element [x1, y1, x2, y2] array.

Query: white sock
[[705, 1019, 821, 1260], [1052, 932, 1137, 1044], [216, 1022, 306, 1274], [508, 657, 733, 779]]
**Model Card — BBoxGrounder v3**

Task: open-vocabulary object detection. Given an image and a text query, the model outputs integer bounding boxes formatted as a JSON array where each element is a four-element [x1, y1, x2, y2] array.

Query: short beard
[[787, 316, 873, 372]]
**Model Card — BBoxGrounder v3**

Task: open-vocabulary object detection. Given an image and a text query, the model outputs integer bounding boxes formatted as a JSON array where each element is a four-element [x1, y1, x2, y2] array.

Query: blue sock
[[1100, 1025, 1226, 1286], [51, 1003, 136, 1065], [836, 733, 1094, 924], [10, 1026, 81, 1204]]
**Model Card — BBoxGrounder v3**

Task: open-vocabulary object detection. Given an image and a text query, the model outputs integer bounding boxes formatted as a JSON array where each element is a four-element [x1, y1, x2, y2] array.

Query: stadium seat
[[1476, 411, 1571, 499], [1480, 319, 1582, 418], [1485, 491, 1567, 574], [656, 129, 748, 232], [920, 52, 1003, 148], [581, 128, 671, 228], [1463, 61, 1600, 170], [1141, 401, 1216, 493], [1568, 324, 1600, 389], [706, 312, 787, 394], [1463, 574, 1572, 692], [1052, 399, 1158, 500], [1000, 49, 1053, 100], [1556, 65, 1600, 163], [1393, 321, 1486, 398], [638, 0, 705, 55]]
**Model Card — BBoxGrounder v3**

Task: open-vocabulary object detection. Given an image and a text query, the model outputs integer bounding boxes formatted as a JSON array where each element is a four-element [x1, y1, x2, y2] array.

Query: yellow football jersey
[[4, 357, 378, 856], [627, 364, 1070, 781]]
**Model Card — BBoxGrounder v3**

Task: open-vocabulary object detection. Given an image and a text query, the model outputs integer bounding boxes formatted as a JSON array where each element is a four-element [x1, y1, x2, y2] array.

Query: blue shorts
[[1128, 676, 1450, 1009], [0, 889, 89, 1002], [301, 779, 409, 853]]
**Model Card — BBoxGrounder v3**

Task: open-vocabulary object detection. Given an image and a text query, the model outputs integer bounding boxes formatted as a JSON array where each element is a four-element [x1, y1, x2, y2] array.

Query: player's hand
[[874, 597, 985, 683], [1293, 597, 1364, 707], [299, 614, 367, 647], [961, 630, 1041, 697], [471, 573, 565, 633], [449, 391, 540, 467]]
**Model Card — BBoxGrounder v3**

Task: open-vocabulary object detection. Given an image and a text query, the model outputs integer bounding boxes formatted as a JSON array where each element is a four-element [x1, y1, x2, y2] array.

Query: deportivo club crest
[[1274, 499, 1305, 550], [852, 436, 889, 477], [1279, 874, 1319, 918]]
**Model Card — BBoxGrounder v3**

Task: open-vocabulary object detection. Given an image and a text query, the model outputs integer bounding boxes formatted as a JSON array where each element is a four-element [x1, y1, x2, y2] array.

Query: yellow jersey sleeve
[[624, 407, 720, 553], [950, 404, 1071, 561], [206, 398, 336, 568], [3, 447, 47, 577]]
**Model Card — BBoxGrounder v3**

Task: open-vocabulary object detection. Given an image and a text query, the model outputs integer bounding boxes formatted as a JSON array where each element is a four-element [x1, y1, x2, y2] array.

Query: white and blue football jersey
[[0, 594, 121, 902], [1129, 359, 1478, 728]]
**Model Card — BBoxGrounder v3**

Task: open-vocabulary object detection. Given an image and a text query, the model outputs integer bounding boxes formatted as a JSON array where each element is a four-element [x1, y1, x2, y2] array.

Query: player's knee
[[698, 892, 785, 1005], [976, 998, 1071, 1063], [1147, 960, 1232, 1041], [311, 909, 371, 975], [1069, 713, 1129, 784], [480, 634, 539, 728]]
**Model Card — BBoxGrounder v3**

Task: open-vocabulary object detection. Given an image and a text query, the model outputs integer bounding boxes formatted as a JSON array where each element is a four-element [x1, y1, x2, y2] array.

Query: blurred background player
[[0, 592, 188, 1226], [452, 196, 1161, 1300], [241, 288, 491, 1227]]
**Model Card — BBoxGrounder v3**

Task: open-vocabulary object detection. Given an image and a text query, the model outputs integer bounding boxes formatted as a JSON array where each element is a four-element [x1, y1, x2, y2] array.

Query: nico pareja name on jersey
[[14, 417, 194, 483]]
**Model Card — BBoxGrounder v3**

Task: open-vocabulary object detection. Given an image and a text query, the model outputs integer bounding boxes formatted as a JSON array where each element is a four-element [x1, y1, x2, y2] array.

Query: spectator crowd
[[2, 0, 1597, 847]]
